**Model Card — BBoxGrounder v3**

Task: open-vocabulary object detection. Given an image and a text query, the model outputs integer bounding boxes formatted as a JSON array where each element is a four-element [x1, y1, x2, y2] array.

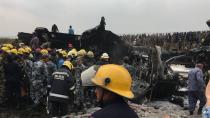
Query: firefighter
[[90, 64, 139, 118], [96, 53, 110, 65], [48, 61, 75, 118]]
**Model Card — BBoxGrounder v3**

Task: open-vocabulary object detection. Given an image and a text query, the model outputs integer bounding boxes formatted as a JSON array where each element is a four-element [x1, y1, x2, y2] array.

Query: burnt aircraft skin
[[80, 17, 130, 63]]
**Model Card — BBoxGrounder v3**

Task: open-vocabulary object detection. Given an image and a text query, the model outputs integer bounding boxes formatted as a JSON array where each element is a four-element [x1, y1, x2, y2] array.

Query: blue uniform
[[188, 67, 206, 113]]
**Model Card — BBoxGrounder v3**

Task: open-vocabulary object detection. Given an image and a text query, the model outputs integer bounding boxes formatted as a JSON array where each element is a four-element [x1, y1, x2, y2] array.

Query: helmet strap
[[98, 89, 105, 108]]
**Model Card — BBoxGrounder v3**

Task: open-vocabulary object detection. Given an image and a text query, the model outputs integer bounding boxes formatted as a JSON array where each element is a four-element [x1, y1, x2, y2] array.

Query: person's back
[[49, 67, 74, 103], [48, 61, 74, 118], [30, 36, 40, 50], [4, 57, 22, 82], [187, 64, 206, 115], [188, 67, 205, 91], [92, 97, 138, 118]]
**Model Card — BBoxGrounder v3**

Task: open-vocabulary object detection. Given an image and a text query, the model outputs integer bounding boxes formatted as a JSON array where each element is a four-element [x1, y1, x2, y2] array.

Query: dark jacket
[[4, 60, 22, 83], [49, 68, 75, 103], [91, 98, 139, 118]]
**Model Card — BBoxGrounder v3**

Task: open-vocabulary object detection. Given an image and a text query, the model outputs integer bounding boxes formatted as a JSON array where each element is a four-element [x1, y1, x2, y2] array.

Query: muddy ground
[[0, 101, 202, 118]]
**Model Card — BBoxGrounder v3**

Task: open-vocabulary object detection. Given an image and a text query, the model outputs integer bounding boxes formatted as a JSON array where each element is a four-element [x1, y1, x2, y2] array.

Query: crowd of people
[[121, 31, 209, 51], [0, 42, 138, 118]]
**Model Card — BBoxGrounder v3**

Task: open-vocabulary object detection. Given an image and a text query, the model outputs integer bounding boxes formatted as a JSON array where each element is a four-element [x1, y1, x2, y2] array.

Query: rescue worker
[[73, 49, 87, 112], [67, 48, 77, 62], [49, 61, 75, 118], [22, 47, 33, 103], [122, 56, 136, 79], [0, 47, 7, 103], [75, 49, 87, 69], [30, 33, 40, 50], [96, 53, 109, 65], [46, 54, 57, 92], [188, 63, 206, 115], [30, 49, 48, 110], [57, 50, 67, 68], [90, 64, 139, 118], [4, 54, 22, 108], [84, 51, 96, 68]]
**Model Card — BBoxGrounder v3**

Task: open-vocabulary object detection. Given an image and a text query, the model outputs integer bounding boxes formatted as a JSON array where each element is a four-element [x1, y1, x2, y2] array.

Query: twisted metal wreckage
[[18, 17, 210, 111]]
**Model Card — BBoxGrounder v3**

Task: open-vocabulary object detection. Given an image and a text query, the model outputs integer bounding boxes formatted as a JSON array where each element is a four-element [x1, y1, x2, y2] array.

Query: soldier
[[30, 49, 48, 110], [22, 47, 33, 103], [46, 54, 57, 92]]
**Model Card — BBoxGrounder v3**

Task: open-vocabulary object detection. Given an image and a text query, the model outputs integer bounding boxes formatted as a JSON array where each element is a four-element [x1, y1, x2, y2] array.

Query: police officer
[[49, 61, 75, 118], [90, 64, 139, 118]]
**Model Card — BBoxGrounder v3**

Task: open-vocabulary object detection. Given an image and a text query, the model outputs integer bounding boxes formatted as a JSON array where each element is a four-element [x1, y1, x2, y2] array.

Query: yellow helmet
[[24, 47, 32, 53], [91, 64, 134, 99], [40, 49, 48, 55], [18, 48, 25, 55], [7, 44, 13, 49], [63, 61, 74, 70], [100, 53, 109, 59], [68, 49, 78, 57], [10, 49, 18, 55], [77, 49, 87, 57], [3, 44, 13, 49], [6, 50, 11, 54], [87, 51, 94, 58], [60, 50, 67, 57], [1, 47, 9, 52]]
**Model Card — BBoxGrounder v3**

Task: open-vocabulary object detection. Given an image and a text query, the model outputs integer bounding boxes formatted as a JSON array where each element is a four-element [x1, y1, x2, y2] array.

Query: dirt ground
[[0, 101, 202, 118], [69, 101, 202, 118]]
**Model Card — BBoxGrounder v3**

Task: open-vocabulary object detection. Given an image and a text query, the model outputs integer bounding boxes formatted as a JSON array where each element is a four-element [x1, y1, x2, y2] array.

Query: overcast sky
[[0, 0, 210, 37]]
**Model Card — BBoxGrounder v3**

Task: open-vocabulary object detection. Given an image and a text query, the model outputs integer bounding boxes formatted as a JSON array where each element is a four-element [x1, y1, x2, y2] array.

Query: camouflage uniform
[[22, 59, 33, 97], [0, 56, 5, 99], [46, 61, 57, 86], [30, 60, 48, 104]]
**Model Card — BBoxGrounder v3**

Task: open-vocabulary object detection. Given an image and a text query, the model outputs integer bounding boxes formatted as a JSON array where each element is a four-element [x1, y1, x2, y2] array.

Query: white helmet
[[100, 53, 109, 59]]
